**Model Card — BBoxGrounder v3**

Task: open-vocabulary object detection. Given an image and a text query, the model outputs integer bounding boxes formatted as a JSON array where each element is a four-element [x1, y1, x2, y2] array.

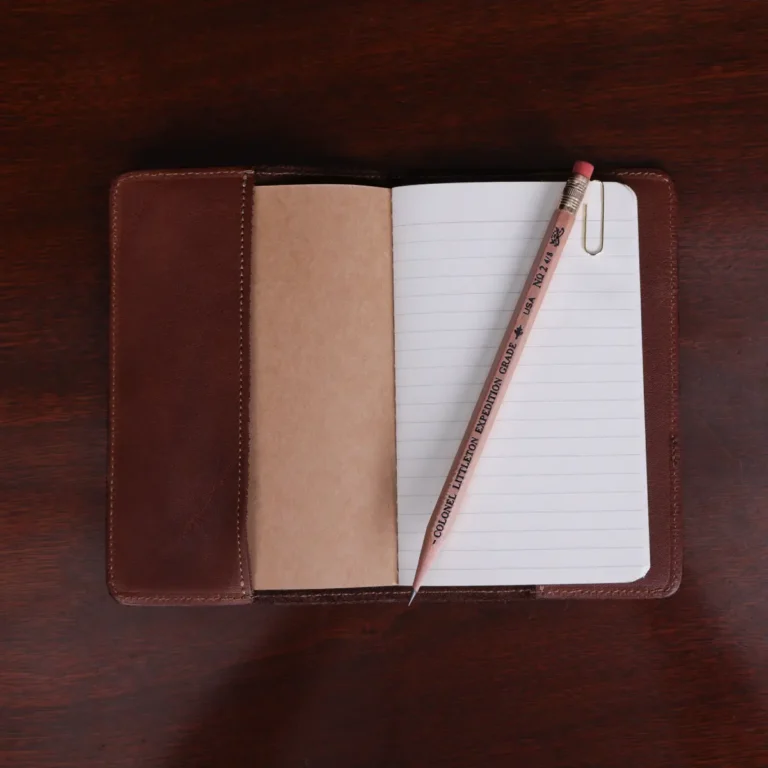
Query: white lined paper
[[392, 182, 650, 586]]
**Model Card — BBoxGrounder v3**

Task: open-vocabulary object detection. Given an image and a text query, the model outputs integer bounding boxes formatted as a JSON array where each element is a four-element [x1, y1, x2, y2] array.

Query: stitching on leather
[[666, 178, 682, 591], [108, 179, 120, 591], [252, 587, 533, 604], [117, 594, 249, 603], [109, 169, 251, 602], [116, 170, 246, 180], [236, 173, 248, 596], [118, 587, 530, 604], [542, 170, 679, 598]]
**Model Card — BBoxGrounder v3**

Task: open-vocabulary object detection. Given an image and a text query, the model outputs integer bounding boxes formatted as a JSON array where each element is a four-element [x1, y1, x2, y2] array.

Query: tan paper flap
[[249, 184, 397, 590]]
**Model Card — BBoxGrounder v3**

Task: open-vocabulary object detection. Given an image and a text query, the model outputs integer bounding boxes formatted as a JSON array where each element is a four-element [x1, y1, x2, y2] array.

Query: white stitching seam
[[109, 169, 253, 604], [236, 172, 247, 596]]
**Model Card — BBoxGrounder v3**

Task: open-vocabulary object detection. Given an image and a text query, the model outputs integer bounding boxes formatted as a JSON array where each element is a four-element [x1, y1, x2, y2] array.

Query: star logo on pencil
[[514, 325, 524, 339]]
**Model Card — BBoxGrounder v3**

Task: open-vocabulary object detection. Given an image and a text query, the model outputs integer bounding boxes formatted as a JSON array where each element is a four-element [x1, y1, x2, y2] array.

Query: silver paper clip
[[582, 180, 604, 256]]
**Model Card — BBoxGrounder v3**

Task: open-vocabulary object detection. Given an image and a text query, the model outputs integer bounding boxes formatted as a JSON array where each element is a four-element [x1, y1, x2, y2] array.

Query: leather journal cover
[[108, 167, 680, 605]]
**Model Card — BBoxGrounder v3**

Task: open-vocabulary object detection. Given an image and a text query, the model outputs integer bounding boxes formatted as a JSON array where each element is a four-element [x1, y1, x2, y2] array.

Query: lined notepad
[[392, 182, 650, 586]]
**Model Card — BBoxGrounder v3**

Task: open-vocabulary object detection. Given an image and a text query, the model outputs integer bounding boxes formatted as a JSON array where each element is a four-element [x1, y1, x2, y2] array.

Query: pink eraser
[[572, 161, 594, 179]]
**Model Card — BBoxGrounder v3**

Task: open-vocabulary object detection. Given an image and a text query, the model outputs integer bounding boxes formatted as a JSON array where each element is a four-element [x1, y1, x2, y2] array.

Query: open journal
[[247, 180, 649, 589], [110, 168, 681, 603]]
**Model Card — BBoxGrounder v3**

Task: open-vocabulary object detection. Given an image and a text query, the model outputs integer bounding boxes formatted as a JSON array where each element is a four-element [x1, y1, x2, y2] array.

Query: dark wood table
[[2, 2, 767, 766]]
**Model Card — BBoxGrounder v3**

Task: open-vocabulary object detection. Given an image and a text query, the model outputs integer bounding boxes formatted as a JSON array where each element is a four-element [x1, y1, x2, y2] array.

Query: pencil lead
[[408, 588, 418, 607]]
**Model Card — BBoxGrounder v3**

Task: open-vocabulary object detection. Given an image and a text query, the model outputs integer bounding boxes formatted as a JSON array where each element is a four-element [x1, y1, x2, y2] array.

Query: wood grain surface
[[1, 1, 767, 766]]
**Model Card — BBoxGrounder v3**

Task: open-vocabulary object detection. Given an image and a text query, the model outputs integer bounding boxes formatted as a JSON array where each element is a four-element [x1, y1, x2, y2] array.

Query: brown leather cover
[[108, 166, 679, 604], [109, 170, 254, 604]]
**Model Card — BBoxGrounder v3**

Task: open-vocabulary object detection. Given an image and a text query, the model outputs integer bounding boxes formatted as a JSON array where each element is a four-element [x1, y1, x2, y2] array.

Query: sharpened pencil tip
[[408, 588, 418, 607]]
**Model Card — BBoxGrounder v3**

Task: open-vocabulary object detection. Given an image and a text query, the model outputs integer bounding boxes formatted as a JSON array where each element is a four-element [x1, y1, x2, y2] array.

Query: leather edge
[[113, 592, 253, 606], [239, 171, 255, 600], [252, 586, 533, 604], [107, 168, 255, 606]]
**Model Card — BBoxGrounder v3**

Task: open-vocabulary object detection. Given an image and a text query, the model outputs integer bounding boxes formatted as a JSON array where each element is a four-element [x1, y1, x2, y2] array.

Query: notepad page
[[392, 182, 650, 587]]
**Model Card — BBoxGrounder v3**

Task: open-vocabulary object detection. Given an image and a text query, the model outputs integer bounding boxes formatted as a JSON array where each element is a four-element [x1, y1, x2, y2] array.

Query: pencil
[[408, 161, 595, 604]]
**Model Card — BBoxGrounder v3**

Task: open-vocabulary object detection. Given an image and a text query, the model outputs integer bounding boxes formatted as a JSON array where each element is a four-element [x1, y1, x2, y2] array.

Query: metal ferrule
[[558, 173, 591, 214]]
